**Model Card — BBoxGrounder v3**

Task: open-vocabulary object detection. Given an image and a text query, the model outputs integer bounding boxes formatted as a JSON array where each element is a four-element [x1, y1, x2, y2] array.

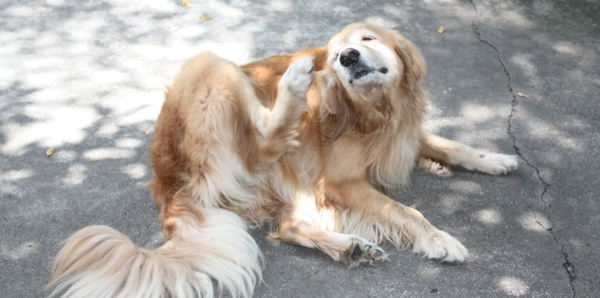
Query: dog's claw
[[345, 239, 388, 268]]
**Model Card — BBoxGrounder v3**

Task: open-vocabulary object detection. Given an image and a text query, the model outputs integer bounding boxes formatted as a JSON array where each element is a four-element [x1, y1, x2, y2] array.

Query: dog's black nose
[[339, 48, 360, 67]]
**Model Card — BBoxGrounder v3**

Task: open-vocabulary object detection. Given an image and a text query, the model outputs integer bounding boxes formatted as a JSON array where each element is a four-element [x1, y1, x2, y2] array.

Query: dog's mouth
[[348, 66, 388, 84], [338, 47, 389, 84]]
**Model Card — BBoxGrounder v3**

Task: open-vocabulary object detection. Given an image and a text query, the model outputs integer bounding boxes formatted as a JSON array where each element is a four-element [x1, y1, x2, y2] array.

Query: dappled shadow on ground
[[1, 0, 594, 297], [471, 0, 600, 296]]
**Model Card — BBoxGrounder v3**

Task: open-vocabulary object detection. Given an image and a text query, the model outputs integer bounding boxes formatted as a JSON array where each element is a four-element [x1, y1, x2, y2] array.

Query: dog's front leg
[[325, 179, 469, 262], [419, 129, 518, 175]]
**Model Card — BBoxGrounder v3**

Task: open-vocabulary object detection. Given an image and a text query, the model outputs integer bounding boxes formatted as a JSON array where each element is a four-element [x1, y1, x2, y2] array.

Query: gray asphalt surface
[[1, 0, 599, 297]]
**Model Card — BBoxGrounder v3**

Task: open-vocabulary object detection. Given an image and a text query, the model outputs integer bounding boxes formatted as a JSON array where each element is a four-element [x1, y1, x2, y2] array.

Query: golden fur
[[48, 23, 518, 297]]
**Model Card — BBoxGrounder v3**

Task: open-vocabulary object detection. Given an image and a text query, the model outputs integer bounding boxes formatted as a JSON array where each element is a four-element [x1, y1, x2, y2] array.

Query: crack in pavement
[[282, 263, 330, 286], [302, 263, 329, 280], [468, 1, 576, 296]]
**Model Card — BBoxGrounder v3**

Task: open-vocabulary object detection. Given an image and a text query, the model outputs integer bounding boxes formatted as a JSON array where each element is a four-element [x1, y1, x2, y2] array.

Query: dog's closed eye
[[362, 36, 375, 41]]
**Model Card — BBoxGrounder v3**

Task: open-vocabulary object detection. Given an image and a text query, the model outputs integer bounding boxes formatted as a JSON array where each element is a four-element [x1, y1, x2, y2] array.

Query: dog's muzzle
[[339, 48, 388, 84]]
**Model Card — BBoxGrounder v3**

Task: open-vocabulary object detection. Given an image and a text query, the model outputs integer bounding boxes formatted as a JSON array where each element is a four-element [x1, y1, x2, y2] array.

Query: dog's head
[[317, 23, 427, 139], [325, 23, 425, 92]]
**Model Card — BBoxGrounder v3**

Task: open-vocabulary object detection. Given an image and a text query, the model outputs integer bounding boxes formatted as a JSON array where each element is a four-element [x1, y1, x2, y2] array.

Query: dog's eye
[[362, 36, 375, 41]]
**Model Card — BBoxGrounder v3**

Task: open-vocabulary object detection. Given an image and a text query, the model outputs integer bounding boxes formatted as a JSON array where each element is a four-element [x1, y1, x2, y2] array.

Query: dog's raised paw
[[345, 239, 388, 268], [416, 230, 468, 263], [279, 56, 314, 97]]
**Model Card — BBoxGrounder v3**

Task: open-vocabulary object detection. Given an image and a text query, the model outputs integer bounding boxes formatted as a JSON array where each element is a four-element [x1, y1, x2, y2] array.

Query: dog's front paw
[[416, 230, 468, 263], [344, 238, 388, 268], [473, 152, 518, 175], [279, 56, 314, 97]]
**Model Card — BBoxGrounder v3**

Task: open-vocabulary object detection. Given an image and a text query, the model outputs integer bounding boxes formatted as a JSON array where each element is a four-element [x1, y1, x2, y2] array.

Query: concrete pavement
[[1, 0, 598, 297]]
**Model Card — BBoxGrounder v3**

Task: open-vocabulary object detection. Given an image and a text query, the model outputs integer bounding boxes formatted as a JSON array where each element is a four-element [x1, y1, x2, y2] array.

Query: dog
[[47, 23, 518, 297]]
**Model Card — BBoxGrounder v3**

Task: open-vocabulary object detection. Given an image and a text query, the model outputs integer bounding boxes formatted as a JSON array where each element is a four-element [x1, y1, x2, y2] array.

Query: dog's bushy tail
[[47, 208, 262, 298]]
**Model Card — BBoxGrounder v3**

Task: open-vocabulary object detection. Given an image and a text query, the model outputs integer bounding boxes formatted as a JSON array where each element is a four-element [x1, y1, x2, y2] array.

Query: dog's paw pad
[[347, 239, 388, 268], [417, 230, 468, 263]]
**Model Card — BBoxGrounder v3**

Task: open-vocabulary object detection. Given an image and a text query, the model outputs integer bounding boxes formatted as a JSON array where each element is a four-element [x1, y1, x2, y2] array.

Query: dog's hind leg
[[273, 209, 388, 268], [419, 129, 518, 175]]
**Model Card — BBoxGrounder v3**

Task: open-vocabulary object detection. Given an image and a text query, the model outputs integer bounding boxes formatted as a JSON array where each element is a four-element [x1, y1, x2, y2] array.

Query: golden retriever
[[48, 23, 518, 297]]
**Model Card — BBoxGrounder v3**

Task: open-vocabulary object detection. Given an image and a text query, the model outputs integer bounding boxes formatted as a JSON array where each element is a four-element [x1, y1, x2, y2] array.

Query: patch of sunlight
[[501, 9, 534, 28], [102, 90, 161, 120], [510, 54, 538, 78], [497, 276, 530, 296], [425, 0, 459, 3], [168, 39, 255, 65], [116, 138, 144, 149], [62, 164, 87, 186], [280, 28, 304, 49], [0, 70, 15, 91], [52, 149, 78, 162], [517, 211, 552, 232], [474, 208, 502, 225], [449, 180, 483, 194], [417, 265, 441, 279], [97, 123, 120, 137], [0, 183, 21, 198], [460, 103, 496, 123], [45, 0, 66, 6], [83, 148, 136, 161], [122, 163, 147, 179], [268, 0, 292, 12], [117, 104, 162, 126], [553, 41, 581, 55], [519, 111, 583, 151], [439, 193, 468, 215], [109, 0, 179, 15], [0, 241, 37, 260], [1, 169, 34, 181], [3, 5, 35, 17], [363, 16, 399, 28], [1, 105, 99, 155]]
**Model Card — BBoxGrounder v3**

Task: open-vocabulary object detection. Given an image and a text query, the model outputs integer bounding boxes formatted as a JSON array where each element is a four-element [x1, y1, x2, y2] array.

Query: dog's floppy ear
[[319, 71, 349, 116], [393, 34, 426, 94]]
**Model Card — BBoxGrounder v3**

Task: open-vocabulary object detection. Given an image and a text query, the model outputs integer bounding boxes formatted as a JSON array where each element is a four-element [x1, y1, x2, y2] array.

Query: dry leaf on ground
[[437, 26, 445, 34]]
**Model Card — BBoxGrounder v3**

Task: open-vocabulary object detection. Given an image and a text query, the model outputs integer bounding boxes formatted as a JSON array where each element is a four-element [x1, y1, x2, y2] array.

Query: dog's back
[[48, 53, 266, 298]]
